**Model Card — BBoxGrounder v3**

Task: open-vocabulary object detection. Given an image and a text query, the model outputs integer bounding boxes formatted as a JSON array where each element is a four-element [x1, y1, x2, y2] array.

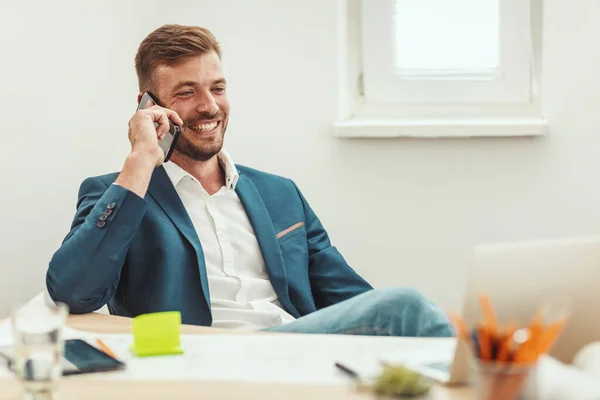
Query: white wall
[[1, 0, 599, 318]]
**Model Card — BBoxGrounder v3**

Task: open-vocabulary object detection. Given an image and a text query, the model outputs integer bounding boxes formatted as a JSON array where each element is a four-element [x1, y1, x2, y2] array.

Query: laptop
[[410, 235, 600, 385]]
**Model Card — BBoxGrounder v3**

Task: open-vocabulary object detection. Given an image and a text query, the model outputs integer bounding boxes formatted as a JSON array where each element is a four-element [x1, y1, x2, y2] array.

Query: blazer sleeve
[[46, 178, 147, 314], [291, 181, 373, 309]]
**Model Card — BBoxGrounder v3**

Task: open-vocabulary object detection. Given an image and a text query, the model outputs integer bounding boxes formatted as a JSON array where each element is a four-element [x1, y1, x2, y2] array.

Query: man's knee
[[367, 287, 428, 310], [366, 287, 454, 337]]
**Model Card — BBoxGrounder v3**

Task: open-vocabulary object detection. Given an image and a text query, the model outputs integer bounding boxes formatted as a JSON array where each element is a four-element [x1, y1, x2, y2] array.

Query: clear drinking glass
[[470, 360, 538, 400], [11, 302, 68, 400]]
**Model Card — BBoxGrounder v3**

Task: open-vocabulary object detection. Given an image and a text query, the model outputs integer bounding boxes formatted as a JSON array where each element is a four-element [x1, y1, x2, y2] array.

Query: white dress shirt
[[162, 151, 296, 330]]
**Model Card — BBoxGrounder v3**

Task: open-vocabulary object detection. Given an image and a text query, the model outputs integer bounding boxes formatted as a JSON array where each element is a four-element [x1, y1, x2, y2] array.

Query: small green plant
[[358, 363, 432, 398]]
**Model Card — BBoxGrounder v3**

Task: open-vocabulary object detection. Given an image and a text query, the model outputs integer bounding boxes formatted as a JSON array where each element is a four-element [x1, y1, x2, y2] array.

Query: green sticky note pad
[[131, 311, 184, 357]]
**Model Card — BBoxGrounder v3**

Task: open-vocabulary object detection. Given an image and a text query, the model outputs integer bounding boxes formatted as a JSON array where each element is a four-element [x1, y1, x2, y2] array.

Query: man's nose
[[195, 92, 219, 116]]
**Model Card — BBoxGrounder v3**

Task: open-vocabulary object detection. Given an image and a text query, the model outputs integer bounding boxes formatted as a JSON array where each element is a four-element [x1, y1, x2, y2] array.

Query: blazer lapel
[[235, 174, 300, 318], [146, 166, 211, 309]]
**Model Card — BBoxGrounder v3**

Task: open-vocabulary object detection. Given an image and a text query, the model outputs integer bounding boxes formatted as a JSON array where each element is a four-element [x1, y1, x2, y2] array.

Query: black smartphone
[[137, 92, 181, 163], [62, 339, 125, 375], [0, 339, 125, 376]]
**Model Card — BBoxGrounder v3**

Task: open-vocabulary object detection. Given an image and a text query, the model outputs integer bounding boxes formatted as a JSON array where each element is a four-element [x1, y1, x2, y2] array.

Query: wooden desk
[[1, 314, 474, 400]]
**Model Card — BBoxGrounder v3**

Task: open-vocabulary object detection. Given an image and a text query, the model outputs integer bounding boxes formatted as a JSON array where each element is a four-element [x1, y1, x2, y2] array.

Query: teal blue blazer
[[46, 165, 373, 325]]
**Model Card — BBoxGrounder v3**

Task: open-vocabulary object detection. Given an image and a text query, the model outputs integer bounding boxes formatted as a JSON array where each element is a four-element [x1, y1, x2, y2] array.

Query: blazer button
[[99, 213, 108, 222], [105, 209, 113, 216], [97, 221, 106, 228], [107, 202, 116, 210]]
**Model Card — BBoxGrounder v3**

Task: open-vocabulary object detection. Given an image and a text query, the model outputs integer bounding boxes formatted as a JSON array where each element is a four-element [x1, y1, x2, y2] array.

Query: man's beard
[[174, 112, 227, 162], [175, 131, 224, 162]]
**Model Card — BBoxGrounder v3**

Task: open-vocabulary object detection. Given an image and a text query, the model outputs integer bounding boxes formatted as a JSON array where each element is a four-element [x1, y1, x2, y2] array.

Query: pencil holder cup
[[470, 360, 538, 400]]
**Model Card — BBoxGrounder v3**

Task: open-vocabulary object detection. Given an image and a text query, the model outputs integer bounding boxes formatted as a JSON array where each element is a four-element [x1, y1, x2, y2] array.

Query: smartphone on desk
[[137, 91, 181, 163], [0, 339, 125, 376]]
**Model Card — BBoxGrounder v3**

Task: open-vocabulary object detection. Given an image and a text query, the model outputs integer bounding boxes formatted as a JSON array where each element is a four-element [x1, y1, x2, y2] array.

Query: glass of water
[[11, 302, 68, 400]]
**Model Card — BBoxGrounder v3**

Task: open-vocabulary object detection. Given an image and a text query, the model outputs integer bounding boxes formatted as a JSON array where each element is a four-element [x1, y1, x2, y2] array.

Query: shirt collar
[[162, 149, 239, 190]]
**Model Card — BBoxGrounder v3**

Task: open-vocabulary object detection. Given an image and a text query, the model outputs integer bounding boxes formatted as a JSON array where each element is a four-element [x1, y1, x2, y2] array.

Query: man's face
[[152, 51, 229, 162]]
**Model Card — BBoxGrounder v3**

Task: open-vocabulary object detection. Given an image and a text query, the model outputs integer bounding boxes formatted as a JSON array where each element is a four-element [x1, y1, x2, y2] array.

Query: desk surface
[[1, 313, 473, 400]]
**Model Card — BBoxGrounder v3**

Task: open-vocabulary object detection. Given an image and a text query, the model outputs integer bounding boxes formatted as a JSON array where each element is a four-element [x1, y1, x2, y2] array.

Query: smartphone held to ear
[[137, 92, 181, 163]]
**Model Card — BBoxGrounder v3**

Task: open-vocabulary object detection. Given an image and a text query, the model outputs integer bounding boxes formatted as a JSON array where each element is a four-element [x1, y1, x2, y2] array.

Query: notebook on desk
[[410, 235, 600, 385]]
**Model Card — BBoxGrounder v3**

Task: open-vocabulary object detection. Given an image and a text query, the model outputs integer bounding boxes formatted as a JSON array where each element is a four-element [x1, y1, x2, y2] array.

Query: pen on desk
[[335, 362, 361, 381], [96, 338, 117, 359]]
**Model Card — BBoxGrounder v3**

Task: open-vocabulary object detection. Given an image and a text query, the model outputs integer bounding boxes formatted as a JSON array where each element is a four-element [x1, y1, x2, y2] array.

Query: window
[[335, 0, 546, 138], [394, 0, 499, 71]]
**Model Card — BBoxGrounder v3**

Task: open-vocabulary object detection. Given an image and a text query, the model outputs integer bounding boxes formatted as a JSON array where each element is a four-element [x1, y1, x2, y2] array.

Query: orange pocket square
[[276, 222, 305, 239]]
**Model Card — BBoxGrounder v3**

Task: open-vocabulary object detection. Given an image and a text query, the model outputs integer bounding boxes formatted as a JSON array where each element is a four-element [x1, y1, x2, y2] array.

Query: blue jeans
[[263, 288, 454, 337]]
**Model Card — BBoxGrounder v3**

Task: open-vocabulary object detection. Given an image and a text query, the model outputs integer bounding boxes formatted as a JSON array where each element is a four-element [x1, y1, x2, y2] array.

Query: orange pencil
[[478, 293, 499, 337], [96, 338, 117, 359], [537, 319, 568, 354], [477, 324, 492, 361], [520, 310, 543, 363], [511, 331, 533, 363], [496, 323, 518, 362]]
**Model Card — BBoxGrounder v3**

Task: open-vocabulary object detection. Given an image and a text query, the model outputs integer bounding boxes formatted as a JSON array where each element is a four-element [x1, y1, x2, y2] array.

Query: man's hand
[[114, 106, 184, 198], [127, 106, 184, 167]]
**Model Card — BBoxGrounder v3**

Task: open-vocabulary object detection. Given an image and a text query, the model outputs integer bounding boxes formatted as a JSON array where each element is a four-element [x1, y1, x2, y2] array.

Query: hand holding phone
[[136, 92, 182, 163], [128, 93, 183, 166], [115, 93, 184, 198]]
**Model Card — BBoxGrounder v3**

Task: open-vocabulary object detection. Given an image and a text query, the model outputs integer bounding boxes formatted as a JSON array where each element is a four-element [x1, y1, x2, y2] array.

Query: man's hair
[[135, 24, 222, 92]]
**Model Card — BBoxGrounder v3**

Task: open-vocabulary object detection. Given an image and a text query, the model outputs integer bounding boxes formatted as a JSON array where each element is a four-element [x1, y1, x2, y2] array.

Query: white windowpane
[[395, 0, 499, 71]]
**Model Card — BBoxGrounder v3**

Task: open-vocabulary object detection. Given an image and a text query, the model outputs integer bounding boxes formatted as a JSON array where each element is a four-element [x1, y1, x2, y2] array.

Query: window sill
[[334, 117, 548, 138]]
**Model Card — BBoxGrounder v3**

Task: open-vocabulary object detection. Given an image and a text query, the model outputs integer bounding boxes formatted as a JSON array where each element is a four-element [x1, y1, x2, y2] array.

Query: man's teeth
[[189, 122, 218, 132]]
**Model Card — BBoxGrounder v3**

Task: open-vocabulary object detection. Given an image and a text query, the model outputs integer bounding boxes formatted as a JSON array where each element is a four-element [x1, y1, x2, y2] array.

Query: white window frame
[[335, 0, 547, 138]]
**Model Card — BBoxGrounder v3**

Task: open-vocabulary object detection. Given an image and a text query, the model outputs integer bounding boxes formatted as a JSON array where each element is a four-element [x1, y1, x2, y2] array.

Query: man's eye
[[213, 87, 225, 94], [178, 91, 194, 97]]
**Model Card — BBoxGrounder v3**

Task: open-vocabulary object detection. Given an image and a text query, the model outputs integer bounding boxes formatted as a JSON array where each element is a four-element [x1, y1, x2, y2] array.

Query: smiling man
[[46, 24, 453, 337]]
